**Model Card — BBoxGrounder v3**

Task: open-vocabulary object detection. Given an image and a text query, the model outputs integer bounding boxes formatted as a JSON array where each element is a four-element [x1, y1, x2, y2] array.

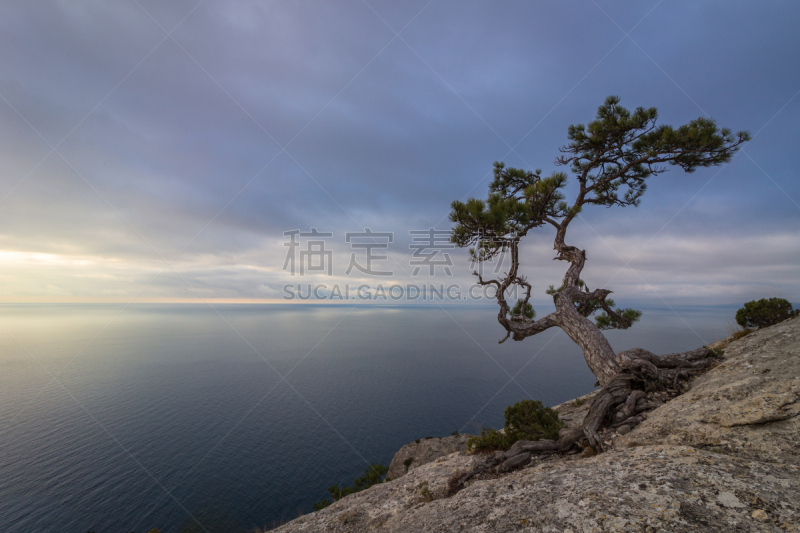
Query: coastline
[[274, 316, 800, 532]]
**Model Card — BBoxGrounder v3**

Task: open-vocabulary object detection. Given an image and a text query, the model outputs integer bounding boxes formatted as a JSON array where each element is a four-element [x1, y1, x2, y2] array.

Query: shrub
[[417, 481, 434, 501], [505, 399, 563, 439], [706, 347, 725, 358], [468, 427, 515, 452], [732, 329, 752, 340], [736, 298, 798, 329], [313, 463, 388, 511], [467, 399, 563, 452]]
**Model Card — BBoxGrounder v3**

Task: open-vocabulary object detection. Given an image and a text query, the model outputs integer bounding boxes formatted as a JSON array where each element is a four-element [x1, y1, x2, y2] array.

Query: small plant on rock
[[706, 347, 725, 358], [467, 399, 564, 452], [417, 481, 434, 502], [313, 463, 388, 511]]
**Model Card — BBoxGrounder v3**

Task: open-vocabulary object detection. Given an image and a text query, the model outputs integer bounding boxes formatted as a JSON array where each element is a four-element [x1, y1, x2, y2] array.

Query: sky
[[0, 0, 798, 307]]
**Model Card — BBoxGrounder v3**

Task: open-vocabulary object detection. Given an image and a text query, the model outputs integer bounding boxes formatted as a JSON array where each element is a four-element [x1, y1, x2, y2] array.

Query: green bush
[[736, 298, 798, 329], [313, 463, 388, 511], [706, 347, 725, 358], [467, 399, 564, 453], [467, 427, 515, 452]]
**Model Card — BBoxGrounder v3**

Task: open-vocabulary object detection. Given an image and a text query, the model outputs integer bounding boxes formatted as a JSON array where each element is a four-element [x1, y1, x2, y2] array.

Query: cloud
[[0, 0, 798, 303]]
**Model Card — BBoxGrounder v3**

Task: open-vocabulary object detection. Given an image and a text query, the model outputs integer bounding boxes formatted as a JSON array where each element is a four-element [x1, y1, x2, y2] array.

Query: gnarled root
[[450, 428, 584, 493], [582, 346, 720, 451], [450, 346, 720, 494]]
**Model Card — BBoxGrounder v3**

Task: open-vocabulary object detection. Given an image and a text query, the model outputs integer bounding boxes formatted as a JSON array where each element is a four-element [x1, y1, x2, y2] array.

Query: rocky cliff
[[275, 317, 800, 532]]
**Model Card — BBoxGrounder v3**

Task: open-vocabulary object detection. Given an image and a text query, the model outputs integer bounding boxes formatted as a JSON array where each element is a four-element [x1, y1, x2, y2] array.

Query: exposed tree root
[[449, 346, 721, 494], [581, 346, 719, 449]]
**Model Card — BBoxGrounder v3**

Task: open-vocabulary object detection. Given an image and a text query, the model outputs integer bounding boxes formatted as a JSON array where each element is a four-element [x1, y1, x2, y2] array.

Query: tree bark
[[553, 290, 620, 386]]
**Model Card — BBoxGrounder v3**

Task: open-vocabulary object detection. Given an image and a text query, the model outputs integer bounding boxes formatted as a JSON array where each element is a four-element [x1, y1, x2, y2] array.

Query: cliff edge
[[275, 316, 800, 532]]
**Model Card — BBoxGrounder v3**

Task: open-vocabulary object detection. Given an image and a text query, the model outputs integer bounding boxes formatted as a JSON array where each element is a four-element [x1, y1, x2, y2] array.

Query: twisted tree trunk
[[552, 290, 620, 386], [489, 223, 622, 386]]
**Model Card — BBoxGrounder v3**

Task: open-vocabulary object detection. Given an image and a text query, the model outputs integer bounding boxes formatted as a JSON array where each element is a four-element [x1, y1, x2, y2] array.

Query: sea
[[0, 303, 736, 532]]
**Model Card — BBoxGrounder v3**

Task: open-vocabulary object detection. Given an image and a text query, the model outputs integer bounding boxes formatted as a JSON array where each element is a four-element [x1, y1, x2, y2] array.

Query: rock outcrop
[[275, 317, 800, 532], [386, 434, 471, 480], [614, 317, 800, 466]]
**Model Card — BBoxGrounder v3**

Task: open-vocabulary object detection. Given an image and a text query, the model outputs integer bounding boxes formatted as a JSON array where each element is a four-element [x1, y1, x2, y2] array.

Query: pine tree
[[451, 96, 749, 386]]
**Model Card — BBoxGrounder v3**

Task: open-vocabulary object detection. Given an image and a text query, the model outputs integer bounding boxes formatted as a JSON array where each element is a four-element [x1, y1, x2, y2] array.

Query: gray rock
[[551, 390, 599, 429], [276, 446, 799, 532], [386, 434, 471, 480], [615, 316, 800, 465]]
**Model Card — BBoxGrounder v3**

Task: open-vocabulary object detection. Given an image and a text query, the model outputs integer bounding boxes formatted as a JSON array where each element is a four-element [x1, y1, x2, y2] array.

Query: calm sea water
[[0, 303, 735, 532]]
